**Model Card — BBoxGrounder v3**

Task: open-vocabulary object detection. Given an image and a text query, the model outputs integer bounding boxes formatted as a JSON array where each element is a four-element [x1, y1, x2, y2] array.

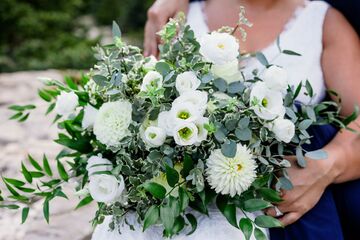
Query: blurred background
[[0, 0, 151, 239]]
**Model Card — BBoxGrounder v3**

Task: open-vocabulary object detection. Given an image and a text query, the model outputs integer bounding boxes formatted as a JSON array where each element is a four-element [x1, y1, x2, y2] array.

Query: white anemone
[[173, 122, 199, 146], [172, 90, 208, 115], [263, 65, 289, 92], [140, 70, 163, 92], [142, 126, 167, 147]]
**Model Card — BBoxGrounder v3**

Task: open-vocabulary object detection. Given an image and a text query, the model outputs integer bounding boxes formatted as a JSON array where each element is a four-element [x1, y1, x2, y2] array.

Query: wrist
[[323, 145, 346, 184]]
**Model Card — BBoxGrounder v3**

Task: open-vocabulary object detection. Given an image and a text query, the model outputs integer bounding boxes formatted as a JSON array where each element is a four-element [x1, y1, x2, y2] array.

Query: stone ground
[[0, 70, 95, 240]]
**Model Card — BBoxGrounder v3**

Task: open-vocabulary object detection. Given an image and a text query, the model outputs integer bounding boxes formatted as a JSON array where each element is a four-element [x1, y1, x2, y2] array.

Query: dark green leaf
[[143, 182, 166, 199], [65, 76, 78, 90], [21, 207, 30, 224], [57, 160, 69, 182], [216, 195, 238, 228], [240, 218, 253, 240], [282, 50, 301, 56], [43, 200, 50, 223], [181, 154, 193, 178], [185, 213, 197, 235], [305, 80, 313, 98], [29, 171, 45, 178], [4, 178, 25, 187], [243, 199, 272, 212], [342, 105, 359, 126], [4, 182, 20, 196], [21, 162, 32, 183], [256, 52, 269, 66], [255, 215, 283, 228], [28, 154, 42, 171], [0, 204, 19, 210], [254, 227, 267, 240], [165, 164, 179, 187], [15, 186, 35, 193], [43, 155, 53, 177], [155, 62, 171, 76], [9, 112, 22, 120], [18, 113, 30, 122], [257, 188, 282, 203], [75, 195, 93, 209], [179, 187, 189, 211], [143, 205, 159, 231], [38, 89, 52, 102], [172, 216, 185, 234], [221, 140, 237, 158]]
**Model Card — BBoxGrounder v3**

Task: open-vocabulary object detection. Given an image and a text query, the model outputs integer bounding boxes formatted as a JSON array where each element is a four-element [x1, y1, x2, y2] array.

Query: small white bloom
[[170, 102, 201, 124], [86, 154, 113, 176], [93, 100, 132, 148], [250, 82, 286, 120], [88, 174, 125, 203], [82, 104, 98, 129], [175, 71, 201, 95], [172, 90, 208, 115], [206, 144, 257, 197], [271, 118, 295, 143], [74, 187, 89, 197], [121, 74, 129, 83], [157, 111, 175, 136], [263, 65, 288, 92], [195, 117, 209, 143], [140, 70, 163, 92], [211, 60, 243, 84], [173, 122, 199, 146], [142, 126, 167, 147], [143, 55, 158, 71], [199, 32, 239, 65], [54, 91, 78, 117]]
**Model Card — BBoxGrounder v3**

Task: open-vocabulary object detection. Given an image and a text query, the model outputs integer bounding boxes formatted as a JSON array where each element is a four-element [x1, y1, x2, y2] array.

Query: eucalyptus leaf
[[256, 52, 269, 66], [305, 149, 328, 160], [221, 140, 237, 158]]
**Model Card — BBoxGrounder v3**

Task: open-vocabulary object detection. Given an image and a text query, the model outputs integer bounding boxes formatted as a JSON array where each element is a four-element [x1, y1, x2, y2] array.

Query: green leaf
[[0, 204, 19, 210], [238, 117, 250, 129], [172, 216, 185, 234], [43, 200, 50, 223], [28, 154, 42, 171], [306, 106, 316, 122], [181, 154, 193, 178], [4, 181, 20, 196], [30, 171, 45, 178], [75, 195, 93, 210], [21, 207, 30, 224], [38, 89, 52, 102], [43, 155, 53, 176], [282, 50, 301, 56], [65, 76, 78, 90], [9, 112, 22, 120], [18, 113, 30, 122], [257, 188, 283, 203], [15, 186, 35, 193], [4, 178, 25, 187], [221, 140, 237, 158], [225, 119, 238, 131], [293, 82, 302, 100], [305, 80, 313, 98], [160, 204, 175, 233], [92, 75, 108, 87], [143, 182, 166, 199], [165, 164, 179, 187], [214, 78, 228, 92], [296, 146, 307, 168], [239, 218, 253, 240], [21, 163, 32, 183], [216, 195, 238, 228], [305, 149, 328, 160], [57, 160, 69, 182], [235, 128, 252, 141], [227, 81, 245, 94], [279, 177, 293, 190], [179, 187, 189, 212], [143, 205, 159, 231], [342, 105, 359, 126], [255, 215, 283, 228], [185, 213, 197, 235], [112, 21, 122, 38], [155, 62, 171, 76], [254, 227, 267, 240], [243, 199, 272, 212], [298, 119, 313, 130], [256, 52, 269, 66]]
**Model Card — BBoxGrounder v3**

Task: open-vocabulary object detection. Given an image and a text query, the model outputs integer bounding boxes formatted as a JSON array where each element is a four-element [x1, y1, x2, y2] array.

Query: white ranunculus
[[170, 101, 201, 124], [86, 154, 113, 176], [271, 118, 295, 143], [143, 55, 158, 71], [93, 100, 132, 148], [140, 70, 163, 92], [142, 126, 167, 147], [206, 143, 257, 197], [88, 174, 125, 203], [54, 91, 78, 117], [250, 82, 286, 120], [173, 122, 199, 146], [157, 111, 175, 136], [199, 32, 239, 65], [195, 117, 209, 143], [211, 60, 243, 84], [172, 90, 208, 115], [82, 104, 98, 129], [175, 71, 201, 95], [263, 65, 288, 92]]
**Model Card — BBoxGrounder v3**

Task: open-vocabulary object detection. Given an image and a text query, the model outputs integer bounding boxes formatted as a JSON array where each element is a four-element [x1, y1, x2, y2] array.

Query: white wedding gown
[[92, 1, 329, 239]]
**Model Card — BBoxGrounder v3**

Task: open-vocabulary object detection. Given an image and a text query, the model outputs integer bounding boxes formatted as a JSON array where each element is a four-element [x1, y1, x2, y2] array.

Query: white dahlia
[[206, 144, 257, 197], [157, 111, 175, 136], [54, 91, 78, 117], [271, 118, 295, 143], [93, 100, 132, 148]]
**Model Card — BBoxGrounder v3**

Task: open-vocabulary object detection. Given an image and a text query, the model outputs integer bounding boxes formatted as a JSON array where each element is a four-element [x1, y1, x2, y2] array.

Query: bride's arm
[[322, 8, 360, 183]]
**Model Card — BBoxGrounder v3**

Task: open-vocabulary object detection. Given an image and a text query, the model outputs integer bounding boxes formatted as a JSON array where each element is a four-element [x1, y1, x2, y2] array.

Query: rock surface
[[0, 70, 94, 240]]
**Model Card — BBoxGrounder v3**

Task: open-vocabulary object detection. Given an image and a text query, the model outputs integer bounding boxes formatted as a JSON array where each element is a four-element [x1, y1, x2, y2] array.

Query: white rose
[[271, 118, 295, 143], [199, 32, 239, 65], [88, 174, 125, 203], [142, 126, 167, 147], [143, 55, 158, 71], [172, 90, 208, 115], [173, 122, 199, 146], [195, 117, 209, 143], [54, 91, 78, 117], [175, 71, 201, 95], [211, 60, 243, 84], [86, 154, 113, 176], [140, 70, 163, 92], [157, 111, 175, 136], [93, 100, 132, 148], [170, 101, 201, 124], [82, 104, 98, 129], [263, 65, 288, 92], [250, 82, 285, 120]]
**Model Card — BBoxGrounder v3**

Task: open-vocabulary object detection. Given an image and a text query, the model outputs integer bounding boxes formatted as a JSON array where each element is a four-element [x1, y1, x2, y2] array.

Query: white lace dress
[[92, 1, 329, 239]]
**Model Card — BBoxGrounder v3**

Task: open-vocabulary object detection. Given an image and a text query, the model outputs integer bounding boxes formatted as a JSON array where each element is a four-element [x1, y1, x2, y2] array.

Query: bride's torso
[[187, 0, 330, 104]]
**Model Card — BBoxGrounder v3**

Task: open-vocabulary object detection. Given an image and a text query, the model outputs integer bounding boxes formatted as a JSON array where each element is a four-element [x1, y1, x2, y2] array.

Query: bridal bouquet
[[1, 13, 357, 239]]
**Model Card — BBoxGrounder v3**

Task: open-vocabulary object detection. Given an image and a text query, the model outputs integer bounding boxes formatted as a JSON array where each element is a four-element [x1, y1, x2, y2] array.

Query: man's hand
[[144, 0, 189, 57]]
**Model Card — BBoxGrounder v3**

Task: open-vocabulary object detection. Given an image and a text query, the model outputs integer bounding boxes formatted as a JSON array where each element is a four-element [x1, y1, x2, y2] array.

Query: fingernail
[[144, 50, 149, 56]]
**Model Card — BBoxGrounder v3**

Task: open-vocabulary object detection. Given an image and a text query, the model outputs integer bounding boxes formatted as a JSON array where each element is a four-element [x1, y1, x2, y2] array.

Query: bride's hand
[[265, 148, 342, 226], [144, 0, 189, 57]]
